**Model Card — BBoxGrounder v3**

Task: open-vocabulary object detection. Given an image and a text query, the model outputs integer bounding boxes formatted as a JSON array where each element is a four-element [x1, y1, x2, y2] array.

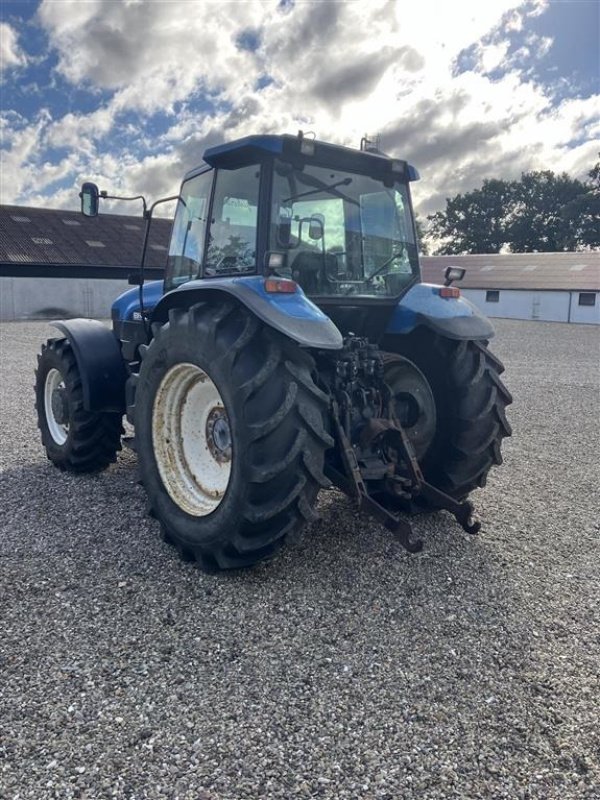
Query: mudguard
[[387, 283, 494, 340], [51, 319, 127, 413], [150, 276, 344, 350]]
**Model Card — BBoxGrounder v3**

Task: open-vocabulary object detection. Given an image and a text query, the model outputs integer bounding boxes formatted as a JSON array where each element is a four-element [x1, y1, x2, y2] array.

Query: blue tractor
[[35, 133, 512, 570]]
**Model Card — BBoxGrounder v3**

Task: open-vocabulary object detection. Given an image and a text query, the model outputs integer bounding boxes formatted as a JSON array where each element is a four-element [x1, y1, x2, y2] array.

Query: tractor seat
[[290, 251, 334, 294]]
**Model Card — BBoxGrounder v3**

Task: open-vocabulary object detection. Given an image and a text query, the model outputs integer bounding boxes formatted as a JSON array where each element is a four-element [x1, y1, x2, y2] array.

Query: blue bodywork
[[113, 277, 329, 323], [112, 280, 164, 321], [112, 278, 494, 346], [386, 283, 494, 340], [112, 276, 344, 350], [200, 134, 420, 182], [203, 135, 284, 169]]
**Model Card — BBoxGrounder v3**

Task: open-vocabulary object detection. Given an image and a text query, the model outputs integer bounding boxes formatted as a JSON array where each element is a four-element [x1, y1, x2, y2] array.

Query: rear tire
[[384, 330, 512, 501], [35, 338, 123, 472], [135, 300, 333, 572]]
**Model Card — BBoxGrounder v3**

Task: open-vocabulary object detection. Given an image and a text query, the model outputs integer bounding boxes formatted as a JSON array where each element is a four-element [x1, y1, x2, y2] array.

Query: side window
[[166, 170, 213, 289], [205, 165, 260, 276], [360, 190, 413, 277]]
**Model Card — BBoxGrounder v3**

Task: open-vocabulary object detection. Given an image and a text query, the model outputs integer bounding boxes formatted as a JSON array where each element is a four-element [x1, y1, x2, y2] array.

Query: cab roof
[[195, 134, 419, 181]]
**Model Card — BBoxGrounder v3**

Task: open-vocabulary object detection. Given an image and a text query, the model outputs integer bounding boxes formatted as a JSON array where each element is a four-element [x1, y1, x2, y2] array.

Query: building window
[[86, 240, 105, 248], [578, 292, 596, 307], [485, 290, 500, 303], [31, 236, 53, 245]]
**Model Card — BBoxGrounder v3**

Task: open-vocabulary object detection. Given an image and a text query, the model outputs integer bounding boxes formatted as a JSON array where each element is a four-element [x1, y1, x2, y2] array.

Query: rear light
[[264, 278, 297, 294], [439, 286, 461, 299]]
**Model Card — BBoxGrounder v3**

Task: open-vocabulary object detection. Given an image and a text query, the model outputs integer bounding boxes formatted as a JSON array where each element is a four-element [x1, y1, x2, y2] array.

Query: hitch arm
[[328, 400, 423, 553], [385, 416, 481, 536]]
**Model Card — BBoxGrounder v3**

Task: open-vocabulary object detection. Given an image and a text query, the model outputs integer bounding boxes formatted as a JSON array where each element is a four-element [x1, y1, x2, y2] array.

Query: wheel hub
[[206, 408, 232, 463], [51, 387, 69, 425], [394, 391, 423, 429], [385, 358, 436, 460]]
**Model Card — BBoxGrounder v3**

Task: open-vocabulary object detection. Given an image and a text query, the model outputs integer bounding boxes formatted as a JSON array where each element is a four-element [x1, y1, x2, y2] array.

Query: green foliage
[[427, 157, 600, 254], [588, 155, 600, 190], [427, 179, 515, 254], [508, 171, 586, 252]]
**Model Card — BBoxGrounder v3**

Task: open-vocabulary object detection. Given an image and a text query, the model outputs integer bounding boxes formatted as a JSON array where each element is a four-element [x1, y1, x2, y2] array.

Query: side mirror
[[444, 266, 466, 286], [80, 182, 100, 217]]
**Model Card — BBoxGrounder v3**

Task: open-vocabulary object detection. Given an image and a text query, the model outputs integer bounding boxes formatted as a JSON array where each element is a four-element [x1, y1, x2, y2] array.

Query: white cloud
[[480, 41, 511, 73], [0, 0, 597, 223], [0, 22, 28, 76], [37, 0, 266, 111]]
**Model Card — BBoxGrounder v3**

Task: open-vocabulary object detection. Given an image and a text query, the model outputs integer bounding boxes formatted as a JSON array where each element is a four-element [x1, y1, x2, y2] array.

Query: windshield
[[269, 160, 418, 297]]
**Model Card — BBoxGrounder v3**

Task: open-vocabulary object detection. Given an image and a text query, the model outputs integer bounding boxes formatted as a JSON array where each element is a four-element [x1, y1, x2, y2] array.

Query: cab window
[[205, 164, 260, 276], [166, 169, 213, 290]]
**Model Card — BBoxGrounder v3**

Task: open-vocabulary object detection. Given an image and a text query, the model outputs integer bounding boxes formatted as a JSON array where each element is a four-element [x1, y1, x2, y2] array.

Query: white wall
[[461, 288, 600, 324], [0, 276, 130, 321], [569, 292, 600, 324], [2, 277, 598, 325]]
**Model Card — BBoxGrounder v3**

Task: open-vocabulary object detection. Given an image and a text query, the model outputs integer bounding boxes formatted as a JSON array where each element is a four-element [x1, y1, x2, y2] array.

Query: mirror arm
[[137, 194, 180, 342], [99, 193, 148, 216]]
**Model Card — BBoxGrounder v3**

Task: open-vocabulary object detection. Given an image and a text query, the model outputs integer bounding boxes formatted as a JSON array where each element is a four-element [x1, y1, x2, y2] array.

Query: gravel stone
[[0, 319, 598, 799]]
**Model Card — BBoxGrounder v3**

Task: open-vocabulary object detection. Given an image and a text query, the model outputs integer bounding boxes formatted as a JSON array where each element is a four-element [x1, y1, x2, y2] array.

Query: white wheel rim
[[152, 363, 232, 517], [44, 368, 69, 445]]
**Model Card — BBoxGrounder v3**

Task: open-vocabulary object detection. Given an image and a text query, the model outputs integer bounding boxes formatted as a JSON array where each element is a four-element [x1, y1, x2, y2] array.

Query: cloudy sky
[[1, 0, 598, 219]]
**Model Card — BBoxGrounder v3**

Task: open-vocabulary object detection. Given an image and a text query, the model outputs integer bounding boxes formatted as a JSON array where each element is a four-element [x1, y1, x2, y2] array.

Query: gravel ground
[[0, 319, 598, 800]]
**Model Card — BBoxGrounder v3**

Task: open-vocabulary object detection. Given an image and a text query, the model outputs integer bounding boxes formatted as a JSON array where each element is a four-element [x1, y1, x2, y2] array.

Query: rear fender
[[151, 276, 343, 350], [387, 283, 494, 340], [51, 319, 126, 413]]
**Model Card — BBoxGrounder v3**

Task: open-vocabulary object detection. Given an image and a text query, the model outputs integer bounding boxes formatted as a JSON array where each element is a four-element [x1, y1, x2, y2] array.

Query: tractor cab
[[165, 134, 420, 334]]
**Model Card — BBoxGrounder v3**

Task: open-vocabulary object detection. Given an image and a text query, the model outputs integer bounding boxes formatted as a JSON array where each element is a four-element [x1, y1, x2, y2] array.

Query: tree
[[507, 171, 586, 252], [559, 155, 600, 249], [558, 192, 600, 250], [427, 160, 600, 254], [587, 155, 600, 190], [427, 179, 516, 254]]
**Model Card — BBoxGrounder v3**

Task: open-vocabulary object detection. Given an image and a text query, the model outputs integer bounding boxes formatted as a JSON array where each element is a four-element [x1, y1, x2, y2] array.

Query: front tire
[[35, 338, 123, 472], [135, 300, 333, 571]]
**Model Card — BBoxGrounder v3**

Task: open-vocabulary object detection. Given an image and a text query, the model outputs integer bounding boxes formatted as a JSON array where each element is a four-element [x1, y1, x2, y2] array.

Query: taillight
[[264, 278, 298, 294], [439, 286, 461, 299]]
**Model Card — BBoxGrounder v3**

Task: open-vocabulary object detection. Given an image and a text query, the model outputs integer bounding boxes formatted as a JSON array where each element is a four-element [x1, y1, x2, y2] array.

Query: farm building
[[1, 205, 598, 324], [0, 205, 171, 321], [421, 253, 600, 325]]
